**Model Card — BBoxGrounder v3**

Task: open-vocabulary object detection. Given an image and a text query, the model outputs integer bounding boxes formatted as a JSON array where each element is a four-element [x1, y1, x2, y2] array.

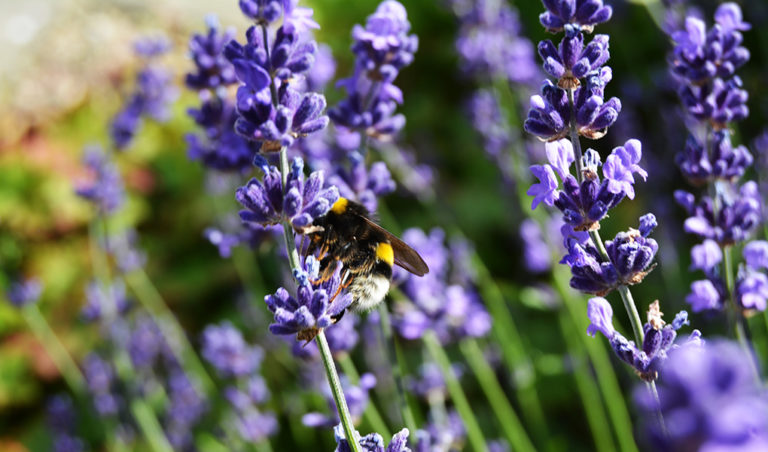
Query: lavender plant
[[523, 0, 695, 392], [669, 3, 763, 362]]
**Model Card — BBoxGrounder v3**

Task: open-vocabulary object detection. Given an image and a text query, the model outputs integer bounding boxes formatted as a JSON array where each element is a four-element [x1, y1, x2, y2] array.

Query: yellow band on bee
[[331, 197, 348, 214], [376, 242, 394, 266]]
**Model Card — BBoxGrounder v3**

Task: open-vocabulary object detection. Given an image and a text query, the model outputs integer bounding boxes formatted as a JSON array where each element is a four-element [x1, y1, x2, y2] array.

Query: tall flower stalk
[[523, 1, 698, 432], [224, 2, 364, 449], [668, 2, 762, 375]]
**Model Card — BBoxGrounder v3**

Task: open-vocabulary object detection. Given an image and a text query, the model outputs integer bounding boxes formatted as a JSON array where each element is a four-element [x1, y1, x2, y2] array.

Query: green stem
[[567, 88, 585, 179], [423, 332, 487, 452], [21, 304, 87, 395], [316, 331, 361, 452], [460, 338, 535, 452], [338, 354, 392, 439], [279, 147, 301, 274], [377, 303, 419, 436], [555, 310, 616, 452], [130, 398, 174, 452], [124, 268, 216, 396]]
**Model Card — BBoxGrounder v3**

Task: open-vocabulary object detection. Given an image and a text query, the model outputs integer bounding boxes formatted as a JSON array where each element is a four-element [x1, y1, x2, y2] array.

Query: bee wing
[[361, 217, 429, 276]]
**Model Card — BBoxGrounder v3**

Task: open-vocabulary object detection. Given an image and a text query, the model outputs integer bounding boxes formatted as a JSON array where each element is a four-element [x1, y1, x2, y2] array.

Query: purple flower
[[80, 280, 131, 322], [329, 1, 417, 143], [334, 426, 411, 452], [677, 182, 761, 246], [413, 411, 465, 451], [467, 90, 513, 160], [686, 279, 724, 313], [689, 239, 722, 273], [604, 223, 658, 285], [83, 353, 120, 416], [201, 322, 263, 378], [264, 256, 353, 340], [236, 156, 339, 232], [676, 130, 753, 186], [736, 272, 768, 312], [75, 145, 125, 214], [679, 75, 749, 127], [6, 278, 42, 308], [326, 151, 395, 213], [233, 407, 279, 443], [528, 164, 559, 209], [602, 139, 647, 200], [303, 373, 376, 429], [186, 17, 238, 90], [525, 70, 621, 141], [520, 219, 553, 273], [587, 298, 700, 380], [225, 4, 328, 150], [394, 228, 490, 343], [110, 40, 177, 150], [635, 340, 768, 451], [163, 370, 208, 450], [538, 31, 610, 82], [744, 241, 768, 271], [452, 0, 538, 84], [671, 4, 750, 84], [539, 0, 613, 33]]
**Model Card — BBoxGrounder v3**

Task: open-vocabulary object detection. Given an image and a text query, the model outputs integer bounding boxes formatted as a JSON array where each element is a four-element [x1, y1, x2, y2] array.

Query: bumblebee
[[306, 197, 429, 317]]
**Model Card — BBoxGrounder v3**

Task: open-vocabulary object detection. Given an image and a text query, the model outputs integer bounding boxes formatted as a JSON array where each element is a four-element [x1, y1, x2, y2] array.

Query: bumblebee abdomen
[[347, 273, 391, 313]]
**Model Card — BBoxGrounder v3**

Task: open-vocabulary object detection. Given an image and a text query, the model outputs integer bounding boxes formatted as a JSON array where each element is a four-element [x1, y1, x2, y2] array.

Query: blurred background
[[1, 0, 767, 450]]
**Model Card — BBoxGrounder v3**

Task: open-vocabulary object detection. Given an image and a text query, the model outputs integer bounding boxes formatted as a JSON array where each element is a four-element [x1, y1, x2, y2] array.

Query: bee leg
[[331, 309, 346, 323]]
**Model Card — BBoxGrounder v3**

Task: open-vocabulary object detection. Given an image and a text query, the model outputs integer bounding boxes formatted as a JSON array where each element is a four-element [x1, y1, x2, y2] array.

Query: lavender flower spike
[[236, 156, 339, 232], [264, 256, 353, 341], [6, 278, 42, 308], [539, 0, 613, 33], [201, 322, 263, 378], [587, 298, 700, 381], [335, 426, 411, 452]]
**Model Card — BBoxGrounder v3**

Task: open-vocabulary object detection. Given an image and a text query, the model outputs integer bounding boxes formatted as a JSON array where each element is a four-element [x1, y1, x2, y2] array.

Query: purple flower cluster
[[528, 138, 656, 295], [185, 17, 258, 172], [83, 353, 121, 416], [393, 228, 491, 344], [225, 376, 278, 443], [670, 3, 750, 127], [635, 340, 768, 451], [450, 0, 538, 84], [74, 145, 125, 214], [236, 155, 339, 233], [670, 4, 763, 318], [686, 240, 768, 313], [110, 38, 177, 150], [587, 298, 700, 381], [264, 255, 352, 340], [524, 1, 620, 143], [80, 280, 131, 322], [47, 395, 86, 452], [328, 0, 417, 143], [163, 370, 208, 450], [6, 278, 42, 308], [413, 410, 466, 451], [304, 373, 376, 429], [201, 321, 263, 378], [224, 3, 329, 151], [326, 151, 395, 213], [334, 426, 411, 452]]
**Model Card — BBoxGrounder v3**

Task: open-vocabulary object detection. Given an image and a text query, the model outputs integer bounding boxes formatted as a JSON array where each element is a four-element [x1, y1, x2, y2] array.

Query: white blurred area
[[0, 0, 252, 145]]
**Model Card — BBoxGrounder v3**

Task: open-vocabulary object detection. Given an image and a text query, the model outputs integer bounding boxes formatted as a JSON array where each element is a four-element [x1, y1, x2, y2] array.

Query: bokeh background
[[1, 0, 767, 450]]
